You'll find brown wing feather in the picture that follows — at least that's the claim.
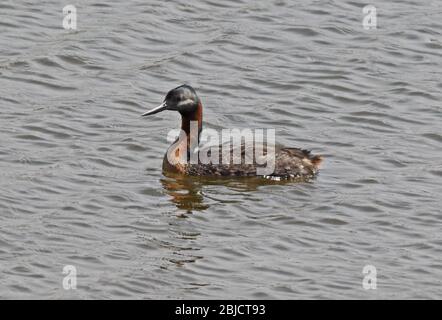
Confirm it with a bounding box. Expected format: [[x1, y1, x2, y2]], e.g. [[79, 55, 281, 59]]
[[185, 143, 322, 179]]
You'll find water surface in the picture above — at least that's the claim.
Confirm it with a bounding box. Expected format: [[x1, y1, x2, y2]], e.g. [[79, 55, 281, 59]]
[[0, 0, 441, 299]]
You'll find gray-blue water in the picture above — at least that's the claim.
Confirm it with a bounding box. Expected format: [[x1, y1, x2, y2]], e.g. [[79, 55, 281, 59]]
[[0, 0, 441, 299]]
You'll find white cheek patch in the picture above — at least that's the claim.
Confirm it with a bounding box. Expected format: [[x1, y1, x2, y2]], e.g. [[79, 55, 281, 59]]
[[177, 99, 193, 107]]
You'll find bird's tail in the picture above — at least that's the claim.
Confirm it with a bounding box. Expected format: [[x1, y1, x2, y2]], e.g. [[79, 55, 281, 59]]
[[310, 155, 323, 168]]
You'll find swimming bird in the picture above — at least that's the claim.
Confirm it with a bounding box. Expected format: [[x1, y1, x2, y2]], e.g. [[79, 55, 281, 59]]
[[142, 85, 322, 180]]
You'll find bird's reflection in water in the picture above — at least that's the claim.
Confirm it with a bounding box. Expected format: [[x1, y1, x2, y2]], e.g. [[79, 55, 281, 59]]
[[160, 172, 301, 213], [159, 173, 310, 278], [160, 173, 210, 213]]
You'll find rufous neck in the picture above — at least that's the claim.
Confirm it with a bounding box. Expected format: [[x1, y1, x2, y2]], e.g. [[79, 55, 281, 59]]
[[180, 101, 203, 143]]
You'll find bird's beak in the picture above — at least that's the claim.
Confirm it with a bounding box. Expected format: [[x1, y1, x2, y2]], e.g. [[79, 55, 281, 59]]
[[141, 102, 167, 116]]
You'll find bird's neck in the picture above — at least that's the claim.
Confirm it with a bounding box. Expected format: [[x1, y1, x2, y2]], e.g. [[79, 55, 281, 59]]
[[180, 101, 203, 145]]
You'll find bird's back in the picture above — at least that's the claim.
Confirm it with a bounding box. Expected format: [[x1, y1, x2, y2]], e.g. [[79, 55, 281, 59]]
[[181, 142, 322, 179]]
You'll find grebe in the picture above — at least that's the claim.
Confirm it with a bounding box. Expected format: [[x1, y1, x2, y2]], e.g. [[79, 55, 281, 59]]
[[142, 85, 322, 180]]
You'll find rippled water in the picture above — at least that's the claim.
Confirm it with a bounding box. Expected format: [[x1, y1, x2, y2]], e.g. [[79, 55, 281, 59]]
[[1, 0, 441, 299]]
